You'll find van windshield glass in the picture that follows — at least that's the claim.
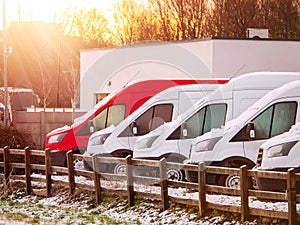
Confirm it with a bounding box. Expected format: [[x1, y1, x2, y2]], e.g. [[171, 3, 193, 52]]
[[71, 90, 119, 127], [252, 101, 297, 139], [184, 103, 227, 138], [75, 104, 125, 136], [94, 104, 126, 131]]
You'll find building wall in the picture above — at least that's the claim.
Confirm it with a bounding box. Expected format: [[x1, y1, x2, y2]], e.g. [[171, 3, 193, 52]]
[[12, 111, 85, 149], [213, 39, 300, 78], [80, 40, 213, 111], [80, 38, 300, 111]]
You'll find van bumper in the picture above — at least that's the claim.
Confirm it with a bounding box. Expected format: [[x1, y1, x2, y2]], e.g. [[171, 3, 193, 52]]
[[255, 176, 287, 192], [254, 167, 300, 192], [50, 150, 68, 167], [184, 161, 216, 184]]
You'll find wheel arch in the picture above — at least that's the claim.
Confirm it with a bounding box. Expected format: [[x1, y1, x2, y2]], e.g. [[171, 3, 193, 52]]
[[160, 153, 186, 163], [111, 149, 133, 158], [212, 156, 255, 169]]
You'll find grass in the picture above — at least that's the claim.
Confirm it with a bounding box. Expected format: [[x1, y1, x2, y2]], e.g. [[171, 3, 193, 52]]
[[0, 196, 140, 225]]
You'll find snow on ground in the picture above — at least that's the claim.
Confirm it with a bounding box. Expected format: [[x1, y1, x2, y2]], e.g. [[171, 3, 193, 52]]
[[0, 174, 293, 224]]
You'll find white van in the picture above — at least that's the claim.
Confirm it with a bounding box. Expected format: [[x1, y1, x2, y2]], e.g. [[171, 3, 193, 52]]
[[133, 72, 300, 181], [84, 83, 221, 172], [186, 80, 300, 187], [254, 122, 300, 192]]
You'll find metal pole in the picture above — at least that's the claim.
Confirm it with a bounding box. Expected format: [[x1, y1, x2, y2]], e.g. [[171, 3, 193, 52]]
[[2, 0, 9, 126]]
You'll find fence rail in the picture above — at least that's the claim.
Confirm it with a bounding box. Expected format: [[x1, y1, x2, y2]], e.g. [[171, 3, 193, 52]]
[[0, 147, 299, 224]]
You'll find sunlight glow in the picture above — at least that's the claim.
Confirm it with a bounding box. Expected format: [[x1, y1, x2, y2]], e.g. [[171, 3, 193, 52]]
[[1, 0, 118, 29]]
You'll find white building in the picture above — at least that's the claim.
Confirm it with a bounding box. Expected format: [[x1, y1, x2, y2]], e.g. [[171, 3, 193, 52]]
[[80, 37, 300, 111]]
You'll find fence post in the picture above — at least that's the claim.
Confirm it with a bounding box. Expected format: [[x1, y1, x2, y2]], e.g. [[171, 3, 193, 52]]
[[240, 165, 249, 222], [160, 158, 169, 210], [3, 146, 10, 190], [92, 155, 102, 204], [287, 168, 297, 225], [24, 147, 32, 195], [126, 155, 134, 207], [67, 150, 75, 194], [198, 163, 206, 217], [44, 148, 52, 197]]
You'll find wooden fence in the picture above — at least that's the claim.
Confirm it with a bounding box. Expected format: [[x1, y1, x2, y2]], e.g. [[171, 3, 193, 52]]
[[0, 147, 299, 225]]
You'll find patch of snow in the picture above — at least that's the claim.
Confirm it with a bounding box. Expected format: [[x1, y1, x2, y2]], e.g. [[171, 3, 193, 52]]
[[1, 174, 294, 224]]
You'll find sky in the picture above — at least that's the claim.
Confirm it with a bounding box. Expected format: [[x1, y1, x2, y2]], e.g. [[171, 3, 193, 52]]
[[0, 0, 118, 30]]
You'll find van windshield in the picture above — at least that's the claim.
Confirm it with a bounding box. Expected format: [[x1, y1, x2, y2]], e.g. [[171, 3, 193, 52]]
[[72, 89, 119, 127], [75, 104, 126, 136], [93, 104, 126, 131], [186, 103, 227, 138], [167, 103, 227, 140]]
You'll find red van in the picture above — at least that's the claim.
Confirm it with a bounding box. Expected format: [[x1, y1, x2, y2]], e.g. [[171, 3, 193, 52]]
[[45, 79, 227, 166]]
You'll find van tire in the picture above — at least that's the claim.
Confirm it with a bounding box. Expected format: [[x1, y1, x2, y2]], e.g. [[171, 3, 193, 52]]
[[217, 174, 241, 188], [114, 163, 127, 175], [167, 168, 184, 181], [216, 158, 254, 188], [111, 150, 132, 175], [163, 154, 186, 182]]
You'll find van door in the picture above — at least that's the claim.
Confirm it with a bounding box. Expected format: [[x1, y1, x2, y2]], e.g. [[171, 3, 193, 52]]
[[118, 103, 174, 149], [242, 100, 298, 162], [168, 101, 230, 159]]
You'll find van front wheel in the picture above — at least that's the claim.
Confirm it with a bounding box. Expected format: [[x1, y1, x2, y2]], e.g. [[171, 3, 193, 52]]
[[217, 174, 241, 188], [216, 159, 254, 188], [166, 168, 184, 181], [114, 163, 127, 176]]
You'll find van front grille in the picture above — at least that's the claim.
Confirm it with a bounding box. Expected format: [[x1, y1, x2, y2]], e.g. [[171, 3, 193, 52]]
[[256, 147, 264, 167]]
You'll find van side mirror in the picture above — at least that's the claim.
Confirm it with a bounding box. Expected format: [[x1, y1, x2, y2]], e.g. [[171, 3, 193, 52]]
[[181, 122, 188, 137], [131, 121, 138, 135], [246, 122, 255, 139], [88, 120, 95, 134]]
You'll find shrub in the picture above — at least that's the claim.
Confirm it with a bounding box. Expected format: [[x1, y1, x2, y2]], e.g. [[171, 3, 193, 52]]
[[0, 126, 35, 149]]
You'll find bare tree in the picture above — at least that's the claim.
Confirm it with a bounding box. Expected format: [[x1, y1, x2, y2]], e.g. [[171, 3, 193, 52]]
[[149, 0, 210, 40], [60, 7, 110, 47], [110, 0, 144, 45], [170, 0, 209, 39], [33, 60, 54, 109], [148, 0, 176, 40], [208, 0, 260, 37], [62, 59, 80, 114], [260, 0, 300, 38]]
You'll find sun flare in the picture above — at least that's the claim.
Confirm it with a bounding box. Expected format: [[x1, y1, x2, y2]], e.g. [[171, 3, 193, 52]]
[[2, 0, 116, 28]]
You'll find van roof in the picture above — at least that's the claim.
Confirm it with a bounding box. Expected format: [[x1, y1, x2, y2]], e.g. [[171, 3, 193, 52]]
[[152, 83, 221, 97], [228, 72, 300, 91], [228, 80, 300, 128]]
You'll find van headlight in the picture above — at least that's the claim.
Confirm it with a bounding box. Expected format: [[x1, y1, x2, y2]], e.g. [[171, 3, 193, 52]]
[[267, 141, 297, 158], [48, 133, 67, 144], [193, 137, 222, 152], [136, 136, 159, 149], [89, 133, 111, 146]]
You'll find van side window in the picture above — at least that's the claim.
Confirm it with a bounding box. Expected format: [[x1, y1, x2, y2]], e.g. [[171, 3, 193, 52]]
[[167, 103, 227, 140], [270, 102, 297, 137], [184, 106, 205, 138], [119, 104, 173, 137], [203, 104, 227, 134], [76, 104, 126, 136], [106, 105, 126, 128], [231, 101, 297, 142]]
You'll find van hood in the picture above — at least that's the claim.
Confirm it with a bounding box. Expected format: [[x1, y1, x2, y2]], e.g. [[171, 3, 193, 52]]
[[89, 125, 116, 139], [260, 122, 300, 150], [191, 127, 225, 145], [136, 121, 177, 144], [47, 125, 71, 136]]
